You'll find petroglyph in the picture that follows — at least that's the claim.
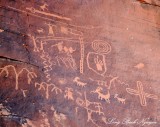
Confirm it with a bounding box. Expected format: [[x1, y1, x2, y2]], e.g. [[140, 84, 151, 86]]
[[37, 28, 44, 33], [114, 94, 126, 104], [79, 37, 84, 74], [91, 87, 110, 103], [52, 42, 76, 54], [0, 65, 37, 90], [76, 92, 104, 127], [89, 76, 118, 89], [45, 23, 55, 35], [60, 26, 83, 36], [35, 82, 62, 99], [64, 87, 74, 101], [107, 76, 118, 90], [92, 40, 111, 54], [87, 53, 107, 76], [40, 52, 53, 82], [126, 81, 158, 106], [94, 56, 104, 71], [63, 46, 76, 54], [73, 77, 87, 87], [26, 7, 71, 21], [87, 40, 111, 76], [28, 35, 39, 52], [55, 55, 77, 70], [40, 3, 48, 11]]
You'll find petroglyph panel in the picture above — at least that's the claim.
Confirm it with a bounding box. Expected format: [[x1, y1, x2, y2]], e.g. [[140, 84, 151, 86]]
[[0, 0, 160, 127]]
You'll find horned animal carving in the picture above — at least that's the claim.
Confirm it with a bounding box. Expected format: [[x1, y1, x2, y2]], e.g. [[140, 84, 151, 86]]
[[91, 87, 110, 103]]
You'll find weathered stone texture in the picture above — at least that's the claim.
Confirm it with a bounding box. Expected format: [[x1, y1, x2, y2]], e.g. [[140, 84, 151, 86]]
[[0, 0, 160, 127]]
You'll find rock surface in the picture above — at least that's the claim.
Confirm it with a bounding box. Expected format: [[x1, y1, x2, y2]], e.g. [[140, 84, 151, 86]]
[[0, 0, 160, 127]]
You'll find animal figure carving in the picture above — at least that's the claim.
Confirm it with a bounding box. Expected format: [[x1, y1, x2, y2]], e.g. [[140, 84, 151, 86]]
[[62, 46, 76, 54], [37, 28, 44, 33], [40, 3, 48, 11], [73, 77, 87, 87], [91, 87, 110, 103], [114, 94, 126, 104]]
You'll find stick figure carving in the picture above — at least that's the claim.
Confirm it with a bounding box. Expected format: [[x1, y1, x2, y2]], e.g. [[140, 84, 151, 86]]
[[45, 23, 55, 35], [64, 87, 74, 100]]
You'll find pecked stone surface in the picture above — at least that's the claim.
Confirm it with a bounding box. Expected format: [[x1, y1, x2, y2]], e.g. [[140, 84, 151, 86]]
[[0, 0, 160, 127]]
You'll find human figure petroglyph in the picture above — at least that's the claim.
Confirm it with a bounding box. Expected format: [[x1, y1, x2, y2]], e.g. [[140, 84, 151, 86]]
[[76, 92, 104, 127], [73, 77, 87, 87], [114, 94, 126, 104], [0, 65, 37, 90], [126, 81, 158, 106], [64, 87, 74, 101], [91, 87, 110, 103], [45, 23, 55, 35]]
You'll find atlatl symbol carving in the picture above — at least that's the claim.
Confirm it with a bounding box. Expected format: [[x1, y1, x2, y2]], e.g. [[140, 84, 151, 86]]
[[126, 81, 158, 106]]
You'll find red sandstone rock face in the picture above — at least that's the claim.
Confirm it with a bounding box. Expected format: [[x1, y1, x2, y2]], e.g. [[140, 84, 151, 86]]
[[0, 0, 160, 127]]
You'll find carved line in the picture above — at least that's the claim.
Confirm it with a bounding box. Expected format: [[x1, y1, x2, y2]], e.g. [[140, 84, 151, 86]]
[[87, 52, 107, 76], [26, 7, 72, 21], [79, 37, 84, 74], [92, 40, 111, 54], [126, 81, 158, 106], [0, 65, 37, 90]]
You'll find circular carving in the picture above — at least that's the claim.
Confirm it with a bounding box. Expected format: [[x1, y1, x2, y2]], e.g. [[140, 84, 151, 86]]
[[92, 40, 111, 54]]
